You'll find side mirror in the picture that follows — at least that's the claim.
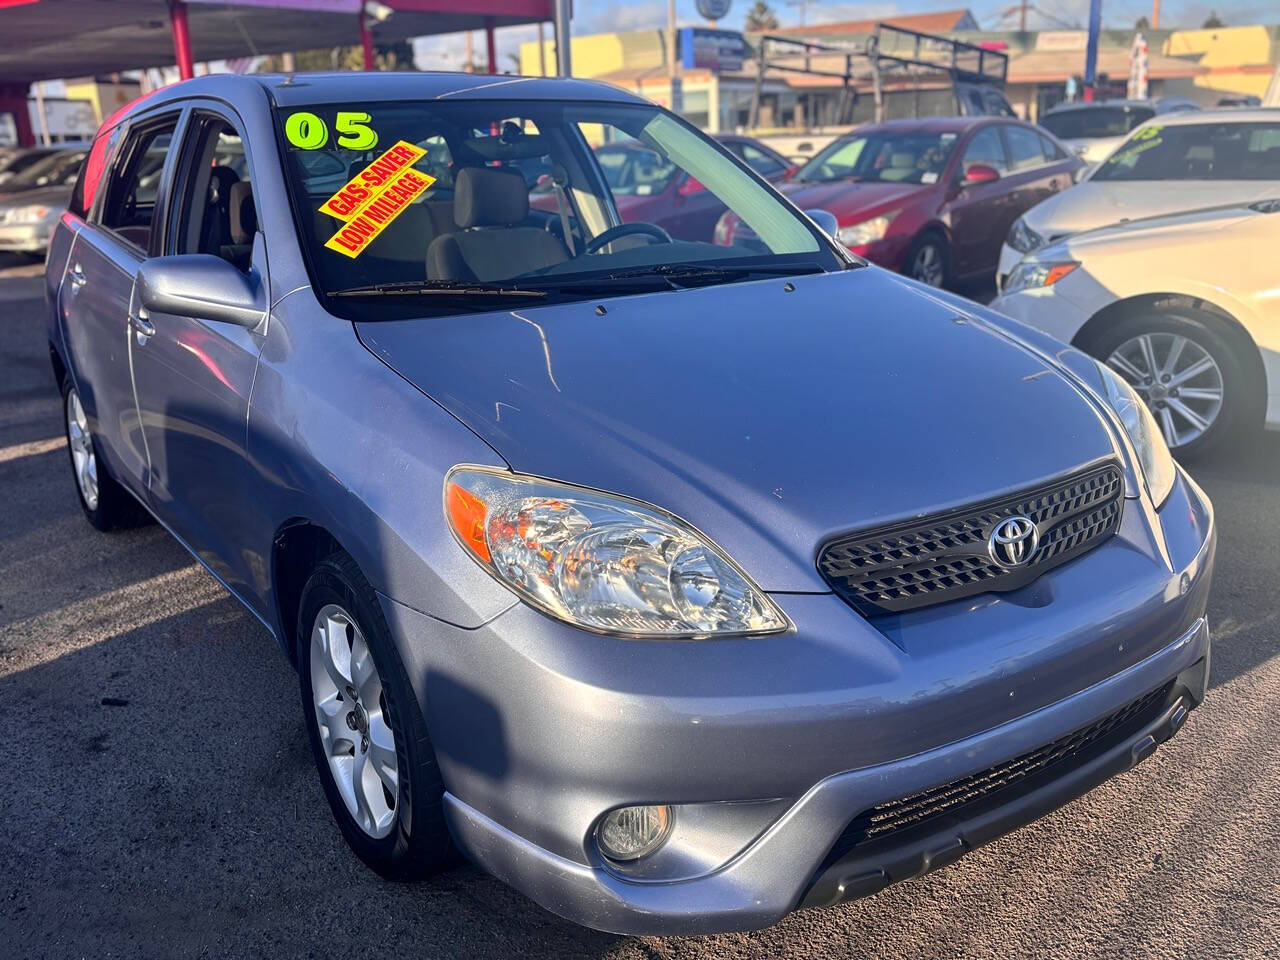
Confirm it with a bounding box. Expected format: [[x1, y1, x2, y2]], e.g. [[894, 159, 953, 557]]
[[137, 254, 265, 328], [963, 163, 1001, 185], [804, 208, 840, 238], [781, 164, 800, 181], [677, 176, 706, 196], [1074, 164, 1092, 183]]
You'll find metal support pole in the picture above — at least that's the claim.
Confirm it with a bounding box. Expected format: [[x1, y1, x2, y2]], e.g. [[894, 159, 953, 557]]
[[360, 3, 376, 70], [553, 0, 572, 77], [485, 18, 497, 74], [170, 0, 194, 81], [1083, 0, 1102, 102], [537, 21, 546, 76], [1152, 0, 1161, 29]]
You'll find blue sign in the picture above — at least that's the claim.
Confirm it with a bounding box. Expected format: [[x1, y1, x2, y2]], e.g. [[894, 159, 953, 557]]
[[680, 27, 748, 72]]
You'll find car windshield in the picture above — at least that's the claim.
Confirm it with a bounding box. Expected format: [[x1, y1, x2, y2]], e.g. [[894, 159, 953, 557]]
[[794, 131, 957, 185], [1040, 106, 1154, 140], [273, 99, 842, 317], [1091, 121, 1280, 181], [4, 149, 85, 189]]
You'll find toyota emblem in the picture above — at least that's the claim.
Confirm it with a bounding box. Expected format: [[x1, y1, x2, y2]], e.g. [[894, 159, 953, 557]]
[[988, 516, 1039, 568]]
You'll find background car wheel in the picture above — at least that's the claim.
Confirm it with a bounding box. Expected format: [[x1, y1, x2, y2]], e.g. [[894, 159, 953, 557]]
[[1088, 309, 1253, 458], [298, 552, 455, 879], [905, 232, 949, 288], [61, 378, 150, 531]]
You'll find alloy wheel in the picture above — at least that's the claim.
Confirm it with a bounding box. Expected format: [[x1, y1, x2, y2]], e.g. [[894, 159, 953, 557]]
[[310, 604, 400, 839], [65, 388, 99, 511], [910, 242, 944, 287], [1106, 332, 1224, 449]]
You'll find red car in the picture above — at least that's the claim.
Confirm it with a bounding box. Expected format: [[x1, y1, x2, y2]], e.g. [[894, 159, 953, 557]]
[[716, 117, 1081, 288], [531, 134, 794, 243]]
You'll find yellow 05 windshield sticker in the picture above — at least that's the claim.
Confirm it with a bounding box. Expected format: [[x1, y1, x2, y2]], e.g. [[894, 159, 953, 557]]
[[319, 140, 436, 259]]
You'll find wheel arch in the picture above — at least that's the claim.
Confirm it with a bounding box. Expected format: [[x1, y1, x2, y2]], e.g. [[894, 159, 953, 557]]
[[271, 518, 354, 667], [1072, 292, 1268, 429]]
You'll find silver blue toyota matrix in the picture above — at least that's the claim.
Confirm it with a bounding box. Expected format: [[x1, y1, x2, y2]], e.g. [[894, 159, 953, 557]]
[[44, 73, 1214, 935]]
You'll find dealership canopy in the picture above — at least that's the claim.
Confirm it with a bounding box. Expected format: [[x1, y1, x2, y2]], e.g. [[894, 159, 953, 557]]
[[0, 0, 555, 84]]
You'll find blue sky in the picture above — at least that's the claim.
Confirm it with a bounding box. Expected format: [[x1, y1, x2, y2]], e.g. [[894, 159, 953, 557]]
[[414, 0, 1277, 70]]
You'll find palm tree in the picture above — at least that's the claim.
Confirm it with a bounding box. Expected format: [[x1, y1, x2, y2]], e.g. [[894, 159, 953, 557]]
[[745, 1, 780, 33]]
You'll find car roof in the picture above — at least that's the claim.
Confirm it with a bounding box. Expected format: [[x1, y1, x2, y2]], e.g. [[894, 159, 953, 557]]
[[1045, 99, 1156, 115], [128, 71, 649, 116], [1144, 107, 1280, 126], [846, 115, 992, 135]]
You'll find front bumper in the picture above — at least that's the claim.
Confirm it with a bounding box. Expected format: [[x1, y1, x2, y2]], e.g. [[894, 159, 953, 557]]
[[0, 222, 52, 253], [381, 470, 1215, 935]]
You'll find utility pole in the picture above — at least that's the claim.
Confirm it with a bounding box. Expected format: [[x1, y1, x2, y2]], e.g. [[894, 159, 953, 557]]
[[554, 0, 572, 77], [666, 0, 682, 113], [1152, 0, 1160, 29], [1020, 0, 1027, 31], [1083, 0, 1102, 102]]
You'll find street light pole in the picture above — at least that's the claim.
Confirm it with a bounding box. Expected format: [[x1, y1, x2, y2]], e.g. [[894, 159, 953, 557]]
[[666, 0, 681, 113], [554, 0, 572, 77]]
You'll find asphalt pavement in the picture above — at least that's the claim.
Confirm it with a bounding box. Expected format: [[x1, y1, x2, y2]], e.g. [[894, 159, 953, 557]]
[[1, 257, 1277, 959]]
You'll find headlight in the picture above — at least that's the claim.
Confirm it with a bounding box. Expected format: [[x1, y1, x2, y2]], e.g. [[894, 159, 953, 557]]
[[1002, 259, 1079, 296], [7, 204, 54, 225], [1007, 217, 1045, 254], [444, 467, 790, 638], [1095, 362, 1177, 507], [836, 213, 894, 247]]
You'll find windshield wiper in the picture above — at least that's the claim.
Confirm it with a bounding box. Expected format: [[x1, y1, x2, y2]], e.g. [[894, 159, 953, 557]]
[[327, 280, 548, 300], [537, 262, 828, 292]]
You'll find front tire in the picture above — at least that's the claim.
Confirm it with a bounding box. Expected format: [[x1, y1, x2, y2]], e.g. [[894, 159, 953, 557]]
[[905, 232, 949, 288], [298, 553, 455, 879], [1089, 309, 1250, 458]]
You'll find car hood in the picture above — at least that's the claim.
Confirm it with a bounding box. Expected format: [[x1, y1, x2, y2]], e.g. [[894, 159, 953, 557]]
[[1023, 179, 1280, 242], [778, 179, 929, 222], [356, 268, 1118, 591]]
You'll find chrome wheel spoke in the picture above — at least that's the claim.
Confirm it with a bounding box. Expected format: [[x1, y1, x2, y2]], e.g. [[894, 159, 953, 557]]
[[366, 714, 399, 794], [1160, 335, 1187, 379], [1107, 353, 1146, 385], [1136, 335, 1159, 380], [65, 389, 99, 510], [1168, 355, 1215, 388], [1158, 405, 1179, 448], [1177, 387, 1223, 402], [1168, 398, 1210, 433]]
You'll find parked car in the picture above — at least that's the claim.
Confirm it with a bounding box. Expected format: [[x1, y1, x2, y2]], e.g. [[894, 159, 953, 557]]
[[0, 146, 62, 185], [0, 146, 85, 199], [0, 147, 86, 254], [1039, 98, 1200, 166], [717, 116, 1081, 287], [999, 109, 1280, 283], [530, 133, 793, 243], [992, 199, 1278, 456], [47, 73, 1213, 936]]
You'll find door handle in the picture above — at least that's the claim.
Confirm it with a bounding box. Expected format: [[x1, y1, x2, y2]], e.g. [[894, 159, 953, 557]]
[[130, 308, 156, 339], [68, 263, 87, 287]]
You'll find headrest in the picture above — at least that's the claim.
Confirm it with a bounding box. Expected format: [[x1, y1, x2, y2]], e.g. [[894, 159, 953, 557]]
[[208, 165, 238, 200], [229, 181, 256, 245], [888, 152, 915, 167], [454, 166, 528, 228]]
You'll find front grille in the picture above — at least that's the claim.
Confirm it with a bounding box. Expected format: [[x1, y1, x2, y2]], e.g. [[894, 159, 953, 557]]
[[818, 462, 1124, 615], [819, 681, 1173, 869]]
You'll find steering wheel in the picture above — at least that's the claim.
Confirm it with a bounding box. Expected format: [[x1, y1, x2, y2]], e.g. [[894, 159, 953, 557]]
[[583, 222, 673, 255]]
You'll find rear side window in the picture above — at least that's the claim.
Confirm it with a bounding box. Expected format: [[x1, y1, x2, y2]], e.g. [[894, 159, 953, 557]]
[[98, 116, 180, 250], [961, 127, 1008, 174], [1004, 124, 1047, 170], [738, 142, 786, 177], [69, 126, 122, 219]]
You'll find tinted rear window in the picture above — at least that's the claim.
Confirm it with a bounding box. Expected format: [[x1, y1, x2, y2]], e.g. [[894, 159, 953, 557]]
[[1041, 106, 1154, 140]]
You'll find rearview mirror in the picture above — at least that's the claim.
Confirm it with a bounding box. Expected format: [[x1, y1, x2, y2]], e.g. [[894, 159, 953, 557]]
[[804, 208, 840, 238], [137, 254, 265, 328], [963, 163, 1001, 185]]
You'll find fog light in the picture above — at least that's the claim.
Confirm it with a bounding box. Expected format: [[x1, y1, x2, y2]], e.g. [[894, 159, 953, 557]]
[[596, 805, 672, 862]]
